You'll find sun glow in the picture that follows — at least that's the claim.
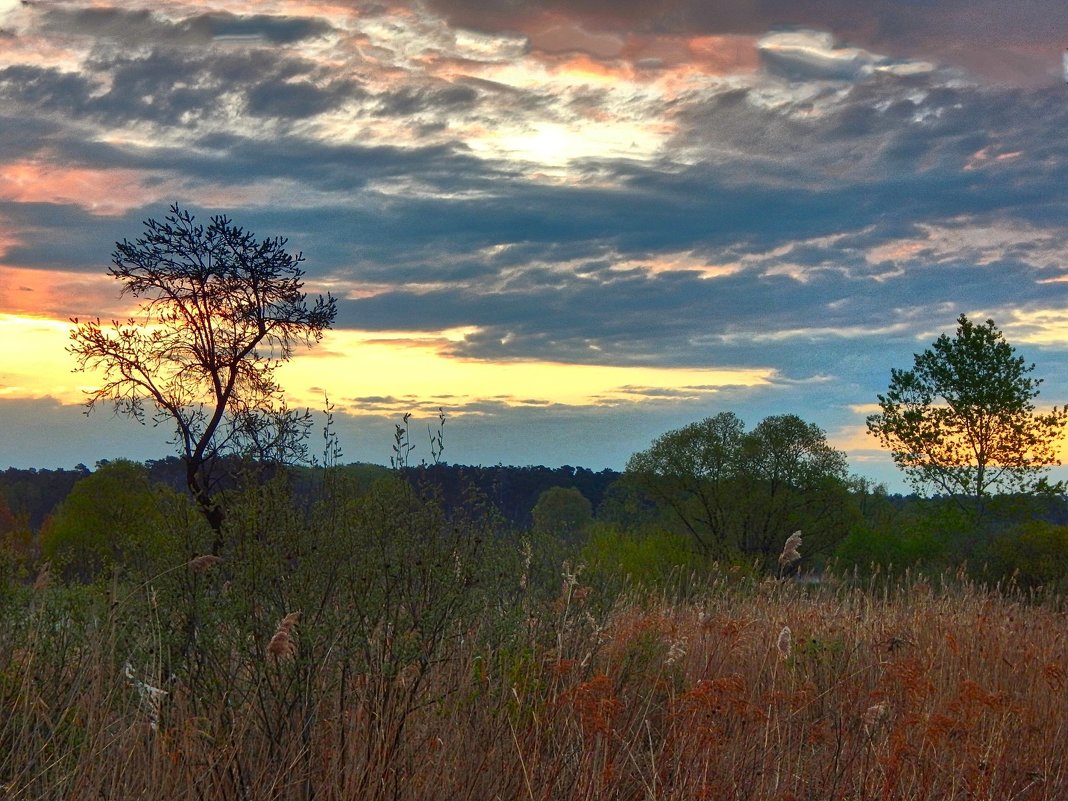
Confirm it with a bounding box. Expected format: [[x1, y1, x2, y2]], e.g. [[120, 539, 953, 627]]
[[471, 119, 666, 168], [278, 328, 775, 416], [0, 314, 85, 403], [0, 313, 776, 417]]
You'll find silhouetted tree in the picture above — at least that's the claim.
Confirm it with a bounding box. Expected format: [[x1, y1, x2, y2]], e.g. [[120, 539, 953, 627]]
[[867, 315, 1067, 517], [69, 204, 336, 549]]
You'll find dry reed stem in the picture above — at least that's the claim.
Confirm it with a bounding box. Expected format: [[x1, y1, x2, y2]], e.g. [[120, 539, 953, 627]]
[[5, 573, 1068, 800], [32, 560, 51, 591]]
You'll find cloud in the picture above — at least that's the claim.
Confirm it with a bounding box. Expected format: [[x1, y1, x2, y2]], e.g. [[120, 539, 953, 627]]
[[424, 0, 1068, 85], [39, 8, 335, 46], [246, 77, 365, 119], [757, 29, 932, 82]]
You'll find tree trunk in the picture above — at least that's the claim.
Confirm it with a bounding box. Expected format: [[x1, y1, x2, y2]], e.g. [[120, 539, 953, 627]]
[[185, 457, 225, 552]]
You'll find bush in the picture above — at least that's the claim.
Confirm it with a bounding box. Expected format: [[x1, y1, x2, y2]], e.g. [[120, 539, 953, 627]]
[[40, 460, 176, 581], [985, 520, 1068, 591], [581, 522, 703, 591], [833, 523, 947, 575]]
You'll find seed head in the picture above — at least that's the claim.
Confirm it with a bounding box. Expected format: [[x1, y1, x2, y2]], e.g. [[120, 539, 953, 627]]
[[267, 611, 301, 660], [777, 625, 792, 659], [863, 702, 889, 734], [779, 531, 802, 567], [188, 554, 223, 573]]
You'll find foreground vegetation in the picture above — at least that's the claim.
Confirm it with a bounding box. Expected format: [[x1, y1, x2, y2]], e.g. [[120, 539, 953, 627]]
[[2, 471, 1067, 801]]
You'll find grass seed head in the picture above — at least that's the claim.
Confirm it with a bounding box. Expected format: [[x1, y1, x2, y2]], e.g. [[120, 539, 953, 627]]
[[779, 531, 802, 567], [268, 611, 301, 660], [863, 702, 889, 734], [777, 625, 792, 659], [189, 554, 223, 573]]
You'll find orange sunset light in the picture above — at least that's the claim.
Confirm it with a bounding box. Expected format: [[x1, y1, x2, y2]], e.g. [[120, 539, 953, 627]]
[[0, 162, 154, 215]]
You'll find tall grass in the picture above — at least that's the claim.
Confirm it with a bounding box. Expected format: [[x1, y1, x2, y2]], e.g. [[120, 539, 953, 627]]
[[2, 476, 1067, 800]]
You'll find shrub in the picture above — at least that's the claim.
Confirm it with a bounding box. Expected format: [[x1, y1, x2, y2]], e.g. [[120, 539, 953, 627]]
[[40, 460, 175, 581], [985, 520, 1068, 591], [581, 522, 703, 591]]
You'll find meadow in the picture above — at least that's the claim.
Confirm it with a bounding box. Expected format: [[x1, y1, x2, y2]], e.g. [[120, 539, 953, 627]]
[[2, 472, 1067, 801]]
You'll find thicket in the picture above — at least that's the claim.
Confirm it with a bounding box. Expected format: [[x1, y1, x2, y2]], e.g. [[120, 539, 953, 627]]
[[3, 456, 1068, 800]]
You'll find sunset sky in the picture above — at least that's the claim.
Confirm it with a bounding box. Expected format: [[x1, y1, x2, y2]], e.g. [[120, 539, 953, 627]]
[[2, 0, 1068, 491]]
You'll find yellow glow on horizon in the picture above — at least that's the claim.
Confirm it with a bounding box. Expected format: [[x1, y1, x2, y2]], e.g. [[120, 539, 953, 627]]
[[0, 315, 776, 415], [0, 314, 86, 403], [277, 327, 777, 415]]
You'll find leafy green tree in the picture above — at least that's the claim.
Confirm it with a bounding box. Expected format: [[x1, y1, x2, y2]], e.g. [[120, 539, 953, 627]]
[[69, 205, 337, 548], [41, 460, 170, 580], [737, 414, 853, 560], [625, 412, 853, 564], [531, 486, 593, 543], [867, 315, 1068, 513], [624, 412, 745, 555], [987, 520, 1068, 591]]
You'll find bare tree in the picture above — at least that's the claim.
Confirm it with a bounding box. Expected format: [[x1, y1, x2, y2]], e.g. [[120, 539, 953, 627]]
[[70, 204, 337, 548]]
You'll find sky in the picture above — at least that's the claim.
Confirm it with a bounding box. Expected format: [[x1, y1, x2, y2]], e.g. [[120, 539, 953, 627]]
[[1, 0, 1068, 492]]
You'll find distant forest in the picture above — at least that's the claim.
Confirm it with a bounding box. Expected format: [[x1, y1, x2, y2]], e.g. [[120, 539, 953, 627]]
[[0, 459, 623, 532]]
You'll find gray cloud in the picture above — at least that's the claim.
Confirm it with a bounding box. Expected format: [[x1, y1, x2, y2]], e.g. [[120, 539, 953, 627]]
[[425, 0, 1068, 84], [40, 8, 335, 46], [373, 83, 480, 117]]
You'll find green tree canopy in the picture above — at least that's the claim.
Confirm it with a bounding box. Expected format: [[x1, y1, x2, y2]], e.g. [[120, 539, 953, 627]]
[[41, 460, 169, 580], [866, 315, 1068, 511], [531, 486, 593, 542], [625, 412, 853, 565]]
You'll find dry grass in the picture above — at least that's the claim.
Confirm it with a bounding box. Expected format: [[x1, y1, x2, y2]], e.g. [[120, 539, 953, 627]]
[[2, 571, 1066, 800]]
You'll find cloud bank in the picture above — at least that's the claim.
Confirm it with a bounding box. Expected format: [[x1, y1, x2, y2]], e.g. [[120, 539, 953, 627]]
[[1, 1, 1067, 489]]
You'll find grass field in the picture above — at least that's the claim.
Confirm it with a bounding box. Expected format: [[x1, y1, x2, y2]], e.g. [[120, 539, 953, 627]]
[[3, 560, 1066, 801]]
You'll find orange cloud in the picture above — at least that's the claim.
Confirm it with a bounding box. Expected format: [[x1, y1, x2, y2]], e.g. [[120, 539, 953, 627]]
[[0, 267, 127, 319], [547, 53, 633, 83], [0, 162, 156, 216], [686, 34, 759, 74], [527, 17, 624, 58]]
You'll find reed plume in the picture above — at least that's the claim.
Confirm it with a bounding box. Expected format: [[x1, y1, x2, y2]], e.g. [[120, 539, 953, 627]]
[[863, 702, 888, 735], [267, 611, 301, 660], [777, 625, 792, 659], [188, 554, 223, 573], [778, 530, 802, 567]]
